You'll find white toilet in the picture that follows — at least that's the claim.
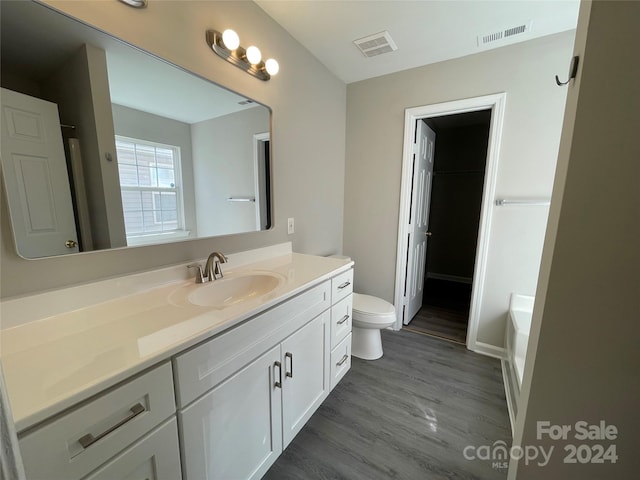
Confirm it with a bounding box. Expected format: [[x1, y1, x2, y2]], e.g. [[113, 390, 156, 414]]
[[351, 293, 396, 360], [329, 255, 396, 360]]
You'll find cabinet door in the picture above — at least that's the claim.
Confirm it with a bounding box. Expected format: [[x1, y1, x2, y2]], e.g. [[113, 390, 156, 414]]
[[281, 311, 330, 447], [179, 345, 282, 480], [82, 418, 181, 480]]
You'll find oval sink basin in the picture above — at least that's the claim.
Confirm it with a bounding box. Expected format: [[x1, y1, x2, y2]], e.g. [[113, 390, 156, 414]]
[[188, 273, 284, 308]]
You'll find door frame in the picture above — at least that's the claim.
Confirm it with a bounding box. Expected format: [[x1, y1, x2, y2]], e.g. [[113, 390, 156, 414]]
[[393, 93, 507, 352], [253, 132, 270, 230]]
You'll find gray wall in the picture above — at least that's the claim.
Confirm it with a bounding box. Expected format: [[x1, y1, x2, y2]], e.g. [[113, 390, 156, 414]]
[[191, 107, 269, 237], [513, 1, 640, 477], [111, 103, 197, 236], [44, 44, 126, 250], [344, 31, 574, 348], [0, 0, 346, 298]]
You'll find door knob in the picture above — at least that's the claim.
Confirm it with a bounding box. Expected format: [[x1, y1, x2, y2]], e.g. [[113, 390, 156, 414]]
[[65, 240, 78, 248], [425, 232, 432, 237]]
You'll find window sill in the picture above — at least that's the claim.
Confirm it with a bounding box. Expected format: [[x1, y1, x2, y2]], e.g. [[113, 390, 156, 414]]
[[126, 230, 192, 246]]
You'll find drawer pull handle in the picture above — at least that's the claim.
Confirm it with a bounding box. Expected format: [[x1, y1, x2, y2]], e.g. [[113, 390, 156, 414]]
[[285, 352, 293, 378], [274, 361, 282, 388], [337, 314, 350, 325], [337, 354, 349, 367], [337, 281, 351, 290], [78, 403, 145, 449]]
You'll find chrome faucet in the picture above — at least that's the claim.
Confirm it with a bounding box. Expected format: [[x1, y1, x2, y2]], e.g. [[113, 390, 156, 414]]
[[205, 251, 228, 281], [187, 252, 228, 283]]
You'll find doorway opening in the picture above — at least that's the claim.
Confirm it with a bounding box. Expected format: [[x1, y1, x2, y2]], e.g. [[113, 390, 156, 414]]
[[393, 93, 506, 353], [253, 133, 272, 230], [404, 110, 491, 344]]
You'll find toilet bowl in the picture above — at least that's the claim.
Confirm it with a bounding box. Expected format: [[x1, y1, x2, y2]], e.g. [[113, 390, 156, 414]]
[[352, 293, 396, 360]]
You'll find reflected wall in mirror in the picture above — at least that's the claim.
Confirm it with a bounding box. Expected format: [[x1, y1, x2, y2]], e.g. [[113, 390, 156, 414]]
[[0, 0, 272, 259]]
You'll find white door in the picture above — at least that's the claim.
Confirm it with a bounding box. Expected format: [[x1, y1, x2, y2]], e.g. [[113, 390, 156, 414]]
[[281, 311, 330, 447], [179, 345, 283, 480], [0, 88, 79, 257], [404, 120, 436, 324]]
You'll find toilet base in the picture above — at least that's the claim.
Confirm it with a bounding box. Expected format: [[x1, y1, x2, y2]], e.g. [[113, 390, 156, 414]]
[[351, 326, 383, 360]]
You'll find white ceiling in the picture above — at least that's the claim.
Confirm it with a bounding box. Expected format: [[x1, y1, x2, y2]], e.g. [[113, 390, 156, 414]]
[[255, 0, 580, 84]]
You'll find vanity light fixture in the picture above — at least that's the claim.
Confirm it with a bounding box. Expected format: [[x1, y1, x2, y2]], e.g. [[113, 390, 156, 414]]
[[206, 29, 279, 81]]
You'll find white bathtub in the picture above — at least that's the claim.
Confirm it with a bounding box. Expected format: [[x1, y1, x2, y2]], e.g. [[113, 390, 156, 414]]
[[502, 293, 534, 433]]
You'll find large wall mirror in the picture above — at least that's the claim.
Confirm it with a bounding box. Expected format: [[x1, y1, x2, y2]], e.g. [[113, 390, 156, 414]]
[[0, 0, 272, 259]]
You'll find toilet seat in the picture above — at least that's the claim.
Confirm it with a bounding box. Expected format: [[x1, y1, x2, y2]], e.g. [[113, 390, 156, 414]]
[[352, 293, 396, 325]]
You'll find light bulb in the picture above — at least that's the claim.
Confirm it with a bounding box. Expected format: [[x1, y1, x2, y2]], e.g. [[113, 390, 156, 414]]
[[221, 29, 240, 50], [245, 46, 262, 65], [265, 58, 279, 76]]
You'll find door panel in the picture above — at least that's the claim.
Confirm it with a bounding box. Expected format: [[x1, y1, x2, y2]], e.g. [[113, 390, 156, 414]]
[[0, 87, 78, 257], [405, 120, 436, 324]]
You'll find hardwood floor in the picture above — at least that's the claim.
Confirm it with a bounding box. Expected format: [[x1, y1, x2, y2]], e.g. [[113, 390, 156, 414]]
[[404, 279, 472, 344], [265, 330, 511, 480], [404, 304, 468, 344]]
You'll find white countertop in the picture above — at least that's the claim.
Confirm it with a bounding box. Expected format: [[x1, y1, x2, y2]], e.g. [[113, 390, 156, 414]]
[[0, 251, 352, 432]]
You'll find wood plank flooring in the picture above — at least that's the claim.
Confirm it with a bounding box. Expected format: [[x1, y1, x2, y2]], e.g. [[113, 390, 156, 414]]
[[404, 305, 468, 344], [265, 330, 511, 480]]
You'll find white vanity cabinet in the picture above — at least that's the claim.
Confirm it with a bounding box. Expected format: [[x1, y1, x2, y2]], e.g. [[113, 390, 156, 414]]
[[18, 362, 178, 480], [179, 312, 330, 480], [329, 269, 354, 390], [175, 272, 351, 480], [82, 418, 182, 480], [280, 310, 330, 447], [179, 345, 283, 480], [6, 253, 354, 480]]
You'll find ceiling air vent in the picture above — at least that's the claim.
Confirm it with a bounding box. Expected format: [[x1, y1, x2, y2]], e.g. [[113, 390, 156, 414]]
[[477, 21, 532, 47], [353, 31, 398, 58]]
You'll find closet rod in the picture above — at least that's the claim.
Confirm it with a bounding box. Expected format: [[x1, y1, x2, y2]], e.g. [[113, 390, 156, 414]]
[[495, 199, 550, 206]]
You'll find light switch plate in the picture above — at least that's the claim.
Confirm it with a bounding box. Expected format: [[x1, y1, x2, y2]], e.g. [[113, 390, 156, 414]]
[[287, 217, 294, 235]]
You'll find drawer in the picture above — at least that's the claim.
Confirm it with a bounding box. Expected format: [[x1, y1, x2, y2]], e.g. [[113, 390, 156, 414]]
[[174, 281, 331, 407], [330, 294, 352, 349], [330, 333, 352, 391], [82, 418, 181, 480], [331, 269, 353, 304], [20, 362, 175, 480]]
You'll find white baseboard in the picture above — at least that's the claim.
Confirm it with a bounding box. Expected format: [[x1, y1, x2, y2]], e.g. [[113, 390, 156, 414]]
[[502, 360, 517, 437], [469, 340, 507, 359]]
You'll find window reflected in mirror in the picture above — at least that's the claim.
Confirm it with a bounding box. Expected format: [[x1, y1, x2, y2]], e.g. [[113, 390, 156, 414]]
[[0, 0, 273, 259]]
